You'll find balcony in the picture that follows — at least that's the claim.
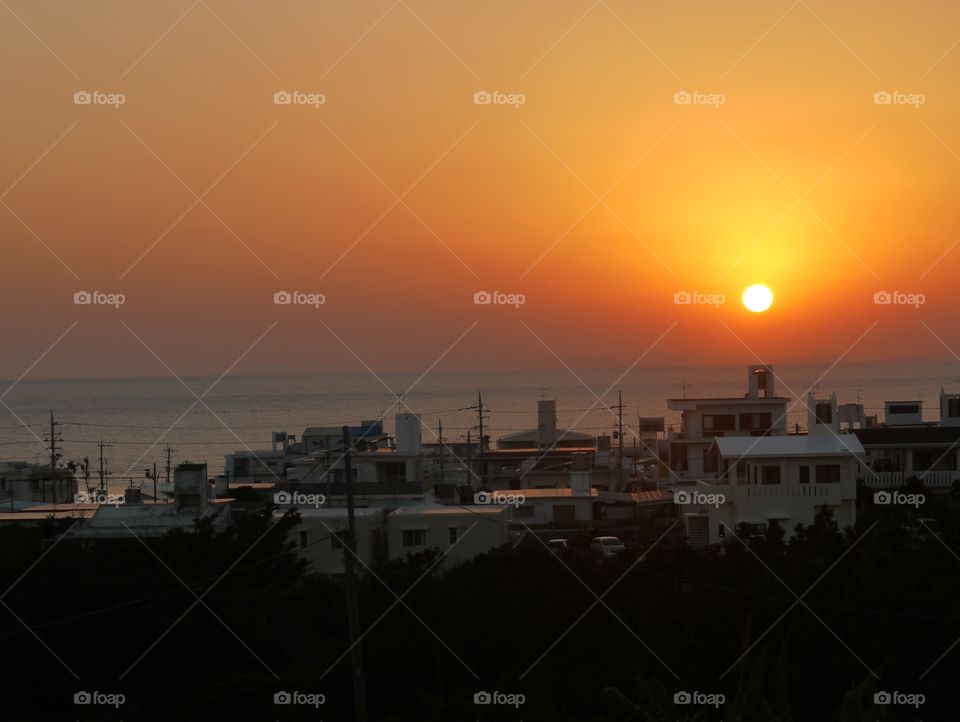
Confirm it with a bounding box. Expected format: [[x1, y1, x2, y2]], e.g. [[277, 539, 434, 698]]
[[864, 470, 959, 489]]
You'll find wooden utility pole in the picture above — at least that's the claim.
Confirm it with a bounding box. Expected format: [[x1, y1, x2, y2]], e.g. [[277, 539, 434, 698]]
[[615, 391, 625, 490], [341, 426, 368, 722], [438, 418, 446, 485], [476, 392, 486, 488]]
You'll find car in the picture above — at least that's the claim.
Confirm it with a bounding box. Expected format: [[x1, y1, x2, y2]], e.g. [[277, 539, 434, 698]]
[[546, 539, 570, 554], [590, 536, 625, 557]]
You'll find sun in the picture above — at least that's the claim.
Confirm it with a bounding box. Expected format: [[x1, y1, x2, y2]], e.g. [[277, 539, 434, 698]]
[[742, 284, 774, 313]]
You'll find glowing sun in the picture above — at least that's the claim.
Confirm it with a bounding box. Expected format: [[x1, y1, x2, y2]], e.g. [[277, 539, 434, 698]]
[[742, 284, 774, 313]]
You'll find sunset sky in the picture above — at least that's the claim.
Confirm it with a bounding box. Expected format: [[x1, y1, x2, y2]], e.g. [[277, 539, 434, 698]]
[[2, 1, 960, 380]]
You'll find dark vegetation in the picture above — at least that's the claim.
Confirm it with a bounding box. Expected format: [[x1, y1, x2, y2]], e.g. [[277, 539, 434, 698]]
[[2, 480, 960, 721]]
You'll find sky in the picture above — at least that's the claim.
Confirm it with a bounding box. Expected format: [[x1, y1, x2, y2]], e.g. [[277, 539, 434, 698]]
[[2, 1, 960, 380]]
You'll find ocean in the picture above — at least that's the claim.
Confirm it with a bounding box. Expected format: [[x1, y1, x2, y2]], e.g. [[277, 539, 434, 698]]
[[1, 361, 957, 492]]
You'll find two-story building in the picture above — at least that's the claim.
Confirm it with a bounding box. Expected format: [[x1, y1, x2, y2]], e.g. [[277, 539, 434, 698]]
[[854, 390, 960, 490], [677, 390, 863, 546], [665, 365, 789, 479]]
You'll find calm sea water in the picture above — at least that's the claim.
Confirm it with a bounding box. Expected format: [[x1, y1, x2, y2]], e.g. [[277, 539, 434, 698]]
[[1, 362, 958, 491]]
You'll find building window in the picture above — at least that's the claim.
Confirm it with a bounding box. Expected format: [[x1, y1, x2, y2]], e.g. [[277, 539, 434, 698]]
[[815, 402, 833, 424], [553, 505, 576, 523], [402, 529, 427, 547], [815, 464, 841, 483], [890, 404, 919, 415], [299, 531, 308, 549], [703, 414, 736, 432], [448, 527, 458, 545], [948, 397, 960, 417], [799, 465, 810, 484], [739, 412, 773, 432], [761, 466, 781, 484]]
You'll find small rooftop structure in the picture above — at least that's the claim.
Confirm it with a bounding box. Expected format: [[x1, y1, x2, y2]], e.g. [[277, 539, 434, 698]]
[[497, 400, 595, 450]]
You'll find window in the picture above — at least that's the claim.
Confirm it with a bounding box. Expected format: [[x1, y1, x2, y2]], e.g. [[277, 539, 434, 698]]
[[448, 527, 458, 545], [513, 505, 534, 517], [949, 397, 960, 418], [739, 412, 773, 431], [890, 404, 919, 415], [799, 465, 810, 484], [815, 464, 841, 483], [402, 529, 427, 547], [553, 505, 576, 523], [815, 402, 833, 424], [703, 448, 718, 474], [298, 531, 308, 549], [703, 414, 736, 432], [761, 466, 781, 484]]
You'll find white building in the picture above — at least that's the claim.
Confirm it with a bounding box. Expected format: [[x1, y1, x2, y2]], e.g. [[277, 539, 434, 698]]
[[854, 389, 960, 489], [678, 394, 863, 546], [665, 365, 789, 479], [283, 507, 386, 575], [0, 461, 76, 508], [386, 505, 510, 565]]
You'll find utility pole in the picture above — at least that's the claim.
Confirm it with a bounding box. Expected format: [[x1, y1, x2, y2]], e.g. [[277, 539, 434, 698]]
[[164, 444, 175, 486], [476, 392, 486, 489], [98, 440, 106, 492], [437, 418, 446, 485], [44, 410, 61, 503], [615, 391, 625, 490], [341, 426, 368, 722]]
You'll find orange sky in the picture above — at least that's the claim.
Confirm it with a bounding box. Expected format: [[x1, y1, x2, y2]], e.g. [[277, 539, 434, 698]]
[[2, 1, 960, 380]]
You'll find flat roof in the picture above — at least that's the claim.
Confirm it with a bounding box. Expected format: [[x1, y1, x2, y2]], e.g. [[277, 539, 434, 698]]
[[668, 397, 789, 407], [272, 507, 383, 517], [391, 505, 510, 516], [714, 434, 864, 458], [509, 488, 597, 499], [854, 427, 960, 445], [0, 510, 96, 521]]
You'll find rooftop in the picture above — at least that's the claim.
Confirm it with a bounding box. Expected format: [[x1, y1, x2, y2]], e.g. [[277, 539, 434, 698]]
[[390, 504, 511, 516], [714, 434, 864, 458]]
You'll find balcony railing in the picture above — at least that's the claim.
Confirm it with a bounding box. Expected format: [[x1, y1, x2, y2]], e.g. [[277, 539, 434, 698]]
[[864, 470, 959, 489]]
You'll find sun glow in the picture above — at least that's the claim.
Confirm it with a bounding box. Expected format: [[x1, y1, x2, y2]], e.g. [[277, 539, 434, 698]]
[[742, 284, 774, 313]]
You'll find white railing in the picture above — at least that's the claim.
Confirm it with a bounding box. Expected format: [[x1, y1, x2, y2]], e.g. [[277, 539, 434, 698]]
[[865, 470, 958, 489]]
